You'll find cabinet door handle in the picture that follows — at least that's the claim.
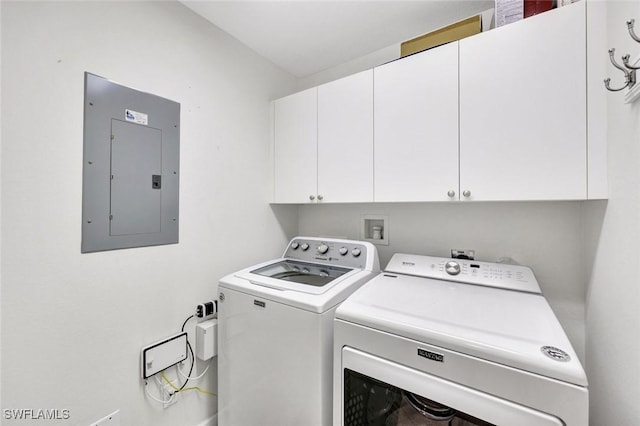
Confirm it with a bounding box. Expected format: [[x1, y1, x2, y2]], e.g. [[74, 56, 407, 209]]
[[317, 194, 324, 201], [462, 190, 471, 198], [447, 190, 456, 198], [309, 195, 316, 201]]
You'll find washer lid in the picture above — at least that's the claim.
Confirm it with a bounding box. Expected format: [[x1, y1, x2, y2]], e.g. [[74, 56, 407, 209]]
[[336, 272, 587, 387], [250, 259, 353, 288], [235, 258, 358, 295]]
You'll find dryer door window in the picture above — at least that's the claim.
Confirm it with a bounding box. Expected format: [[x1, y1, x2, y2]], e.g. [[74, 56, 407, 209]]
[[341, 347, 564, 426], [344, 368, 492, 426]]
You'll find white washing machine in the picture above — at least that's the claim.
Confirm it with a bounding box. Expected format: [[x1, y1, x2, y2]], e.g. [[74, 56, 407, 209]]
[[218, 236, 380, 426], [333, 254, 588, 426]]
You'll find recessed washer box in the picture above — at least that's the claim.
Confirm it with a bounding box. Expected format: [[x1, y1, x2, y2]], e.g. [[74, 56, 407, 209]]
[[82, 72, 180, 253]]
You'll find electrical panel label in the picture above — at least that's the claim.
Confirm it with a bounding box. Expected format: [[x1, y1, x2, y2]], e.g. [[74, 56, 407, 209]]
[[125, 108, 148, 125]]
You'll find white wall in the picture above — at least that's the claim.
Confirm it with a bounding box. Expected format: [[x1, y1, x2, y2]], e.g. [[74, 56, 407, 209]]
[[0, 0, 3, 412], [584, 1, 640, 424], [295, 44, 400, 90], [298, 201, 588, 361], [294, 8, 495, 91], [1, 2, 296, 425]]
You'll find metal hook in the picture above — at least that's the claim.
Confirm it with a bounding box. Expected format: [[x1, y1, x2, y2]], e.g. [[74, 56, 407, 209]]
[[623, 54, 640, 70], [627, 19, 640, 43], [622, 20, 640, 71], [604, 48, 636, 92], [609, 49, 632, 75], [604, 77, 631, 92]]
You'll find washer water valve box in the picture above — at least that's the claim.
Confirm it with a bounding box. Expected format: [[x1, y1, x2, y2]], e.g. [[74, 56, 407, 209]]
[[196, 319, 218, 361]]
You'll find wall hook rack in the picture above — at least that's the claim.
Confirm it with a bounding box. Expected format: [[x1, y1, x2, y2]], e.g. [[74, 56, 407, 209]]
[[604, 48, 636, 92], [605, 18, 640, 103]]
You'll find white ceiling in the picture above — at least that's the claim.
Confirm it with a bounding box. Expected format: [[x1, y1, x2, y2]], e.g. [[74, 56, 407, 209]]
[[180, 1, 494, 78]]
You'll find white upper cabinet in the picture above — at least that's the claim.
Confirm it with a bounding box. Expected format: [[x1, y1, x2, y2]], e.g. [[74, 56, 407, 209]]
[[318, 70, 374, 202], [273, 71, 374, 203], [271, 1, 606, 204], [273, 88, 317, 203], [374, 42, 460, 202], [459, 2, 587, 201]]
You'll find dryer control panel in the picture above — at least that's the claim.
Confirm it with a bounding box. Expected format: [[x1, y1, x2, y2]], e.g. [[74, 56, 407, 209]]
[[385, 254, 541, 294], [283, 237, 378, 271]]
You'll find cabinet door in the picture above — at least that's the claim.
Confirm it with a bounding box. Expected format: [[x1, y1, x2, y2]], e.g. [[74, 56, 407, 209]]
[[273, 88, 317, 203], [459, 2, 586, 201], [318, 70, 374, 203], [374, 42, 459, 202]]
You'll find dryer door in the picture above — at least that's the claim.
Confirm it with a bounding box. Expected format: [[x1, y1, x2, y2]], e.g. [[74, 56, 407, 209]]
[[341, 347, 563, 426]]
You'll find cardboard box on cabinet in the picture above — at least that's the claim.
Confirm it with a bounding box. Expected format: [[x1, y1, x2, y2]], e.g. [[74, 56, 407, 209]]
[[400, 15, 482, 57]]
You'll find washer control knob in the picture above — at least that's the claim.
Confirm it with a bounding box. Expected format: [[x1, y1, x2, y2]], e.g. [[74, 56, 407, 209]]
[[352, 248, 362, 257], [462, 190, 471, 198], [447, 190, 456, 198], [300, 243, 309, 251], [317, 244, 329, 254], [445, 261, 461, 275], [339, 247, 348, 256], [291, 242, 299, 250]]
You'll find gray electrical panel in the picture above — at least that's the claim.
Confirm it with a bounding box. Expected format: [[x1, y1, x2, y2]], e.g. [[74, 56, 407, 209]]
[[82, 73, 180, 253]]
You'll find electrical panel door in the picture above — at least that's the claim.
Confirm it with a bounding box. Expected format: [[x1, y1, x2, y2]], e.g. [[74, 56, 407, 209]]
[[109, 119, 162, 236], [82, 73, 180, 253]]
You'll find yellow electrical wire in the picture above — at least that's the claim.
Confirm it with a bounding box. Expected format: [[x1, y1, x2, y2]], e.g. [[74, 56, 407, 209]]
[[161, 371, 216, 396]]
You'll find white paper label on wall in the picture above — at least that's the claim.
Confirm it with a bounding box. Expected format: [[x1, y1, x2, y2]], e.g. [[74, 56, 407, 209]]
[[125, 109, 148, 125]]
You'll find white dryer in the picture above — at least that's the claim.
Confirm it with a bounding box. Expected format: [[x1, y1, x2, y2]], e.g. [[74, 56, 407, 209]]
[[333, 254, 588, 426], [218, 236, 380, 426]]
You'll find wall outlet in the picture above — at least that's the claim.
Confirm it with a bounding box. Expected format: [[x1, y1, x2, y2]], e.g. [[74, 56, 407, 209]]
[[196, 300, 217, 318], [91, 410, 120, 426], [161, 378, 179, 409]]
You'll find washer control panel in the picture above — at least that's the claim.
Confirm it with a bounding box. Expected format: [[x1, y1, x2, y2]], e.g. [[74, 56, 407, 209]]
[[385, 254, 541, 294], [283, 237, 371, 269]]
